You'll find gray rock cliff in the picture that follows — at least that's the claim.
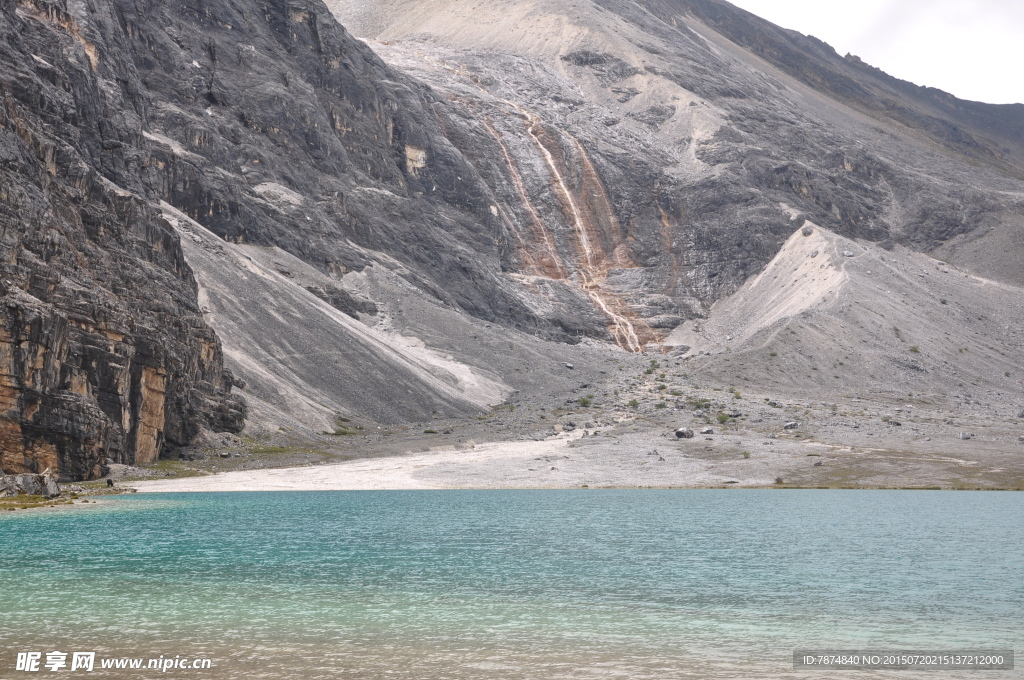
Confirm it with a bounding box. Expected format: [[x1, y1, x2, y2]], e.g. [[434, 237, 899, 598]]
[[1, 0, 245, 479]]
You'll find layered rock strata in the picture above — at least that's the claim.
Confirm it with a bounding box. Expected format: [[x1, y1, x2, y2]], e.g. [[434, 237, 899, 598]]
[[1, 0, 245, 479]]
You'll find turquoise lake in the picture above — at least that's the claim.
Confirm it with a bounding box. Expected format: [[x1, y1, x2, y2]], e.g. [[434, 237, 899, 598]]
[[1, 490, 1021, 678]]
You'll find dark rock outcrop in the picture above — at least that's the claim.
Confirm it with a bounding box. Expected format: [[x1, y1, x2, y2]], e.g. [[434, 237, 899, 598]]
[[302, 285, 378, 319], [116, 0, 551, 338], [1, 0, 245, 479]]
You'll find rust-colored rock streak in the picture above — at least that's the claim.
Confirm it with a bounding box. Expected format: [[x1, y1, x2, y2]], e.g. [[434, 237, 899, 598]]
[[413, 53, 650, 352], [132, 367, 167, 465], [525, 116, 646, 352], [567, 135, 633, 269], [481, 118, 567, 279]]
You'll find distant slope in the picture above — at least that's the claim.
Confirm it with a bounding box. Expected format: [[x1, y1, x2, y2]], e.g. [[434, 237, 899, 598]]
[[671, 222, 1024, 401], [637, 0, 1024, 175]]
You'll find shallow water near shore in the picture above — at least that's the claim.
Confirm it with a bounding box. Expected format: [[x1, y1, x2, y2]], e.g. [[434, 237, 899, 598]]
[[1, 490, 1021, 678]]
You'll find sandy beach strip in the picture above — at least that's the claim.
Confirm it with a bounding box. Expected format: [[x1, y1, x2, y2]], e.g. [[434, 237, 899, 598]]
[[132, 435, 584, 492], [130, 428, 809, 493]]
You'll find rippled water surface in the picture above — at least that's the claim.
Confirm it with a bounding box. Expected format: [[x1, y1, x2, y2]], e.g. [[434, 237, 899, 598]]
[[1, 490, 1021, 678]]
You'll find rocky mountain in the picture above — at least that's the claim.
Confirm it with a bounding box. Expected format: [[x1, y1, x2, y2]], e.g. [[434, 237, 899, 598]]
[[329, 0, 1024, 287], [1, 0, 1021, 478]]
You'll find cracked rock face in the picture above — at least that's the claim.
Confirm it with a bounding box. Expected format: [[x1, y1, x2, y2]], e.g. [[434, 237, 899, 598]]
[[1, 0, 245, 479]]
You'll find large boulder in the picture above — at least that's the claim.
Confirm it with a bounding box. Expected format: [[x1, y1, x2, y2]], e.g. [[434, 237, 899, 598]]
[[675, 427, 695, 439], [0, 472, 61, 499]]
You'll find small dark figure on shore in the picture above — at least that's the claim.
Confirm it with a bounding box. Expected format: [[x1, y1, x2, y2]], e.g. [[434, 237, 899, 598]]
[[107, 479, 114, 488]]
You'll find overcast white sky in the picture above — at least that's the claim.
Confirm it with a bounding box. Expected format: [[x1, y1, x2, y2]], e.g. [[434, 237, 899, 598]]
[[727, 0, 1024, 105]]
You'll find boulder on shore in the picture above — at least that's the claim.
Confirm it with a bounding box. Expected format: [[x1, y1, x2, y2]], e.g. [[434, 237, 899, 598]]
[[675, 427, 695, 439], [0, 472, 61, 499]]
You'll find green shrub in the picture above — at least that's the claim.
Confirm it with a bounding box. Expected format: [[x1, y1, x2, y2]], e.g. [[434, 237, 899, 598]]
[[251, 446, 291, 454], [628, 399, 640, 408]]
